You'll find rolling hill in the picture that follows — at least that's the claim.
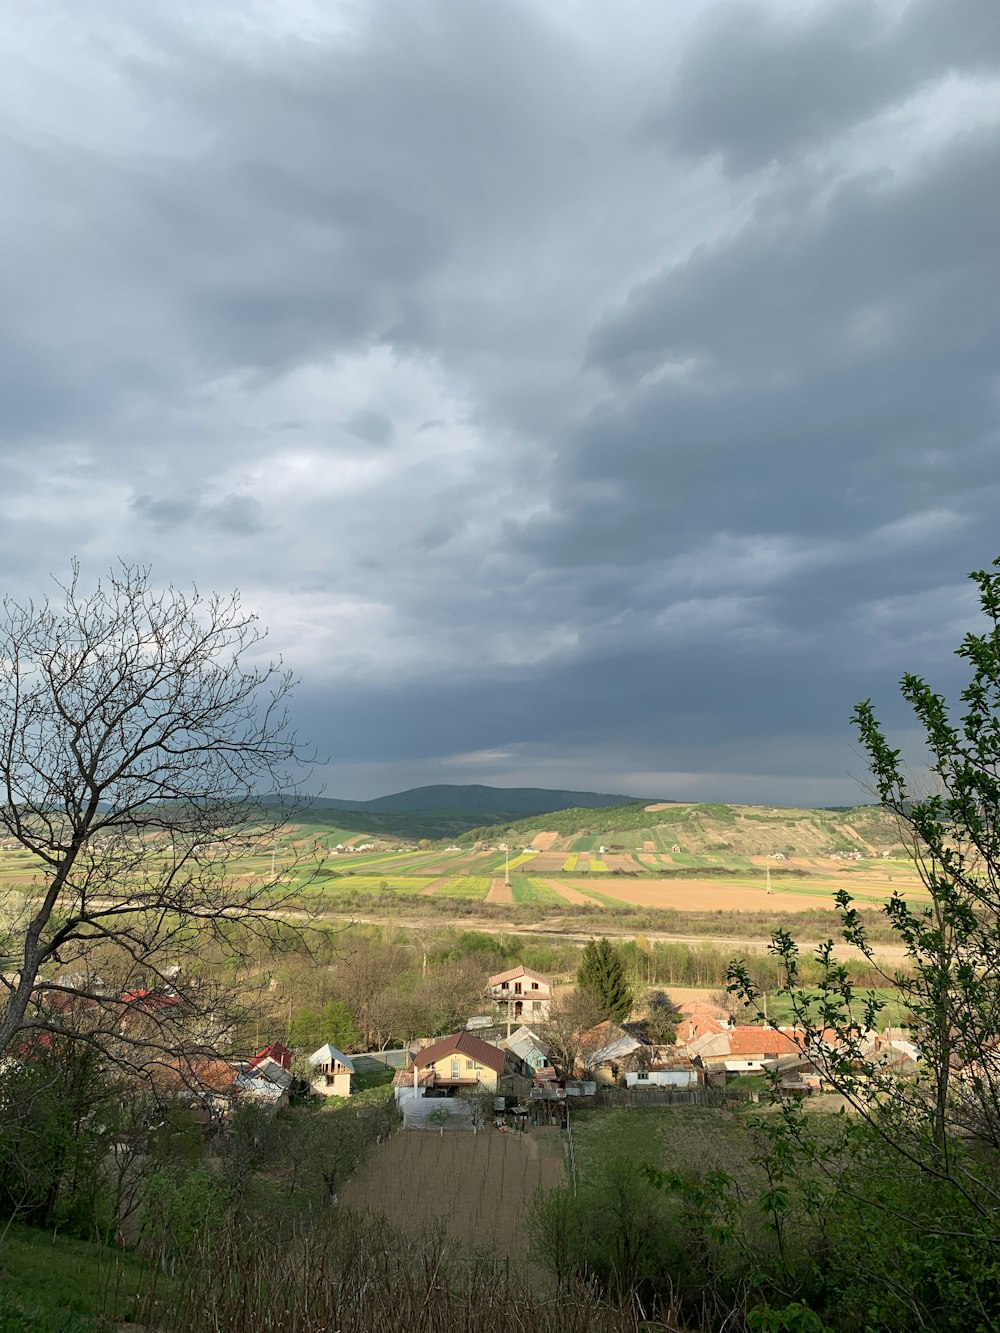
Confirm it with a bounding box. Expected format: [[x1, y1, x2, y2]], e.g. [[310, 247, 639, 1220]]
[[459, 800, 908, 859], [269, 785, 654, 840]]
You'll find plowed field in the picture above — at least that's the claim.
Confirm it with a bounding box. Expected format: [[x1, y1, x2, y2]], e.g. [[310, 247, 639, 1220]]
[[540, 878, 594, 906], [559, 876, 928, 911], [343, 1125, 565, 1260], [486, 878, 512, 904], [530, 832, 560, 850]]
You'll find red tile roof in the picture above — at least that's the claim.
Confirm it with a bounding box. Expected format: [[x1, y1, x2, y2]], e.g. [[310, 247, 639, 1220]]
[[727, 1027, 803, 1057], [488, 965, 552, 988], [248, 1041, 293, 1072]]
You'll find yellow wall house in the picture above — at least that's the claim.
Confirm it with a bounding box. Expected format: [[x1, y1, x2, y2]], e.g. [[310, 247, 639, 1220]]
[[398, 1031, 520, 1096]]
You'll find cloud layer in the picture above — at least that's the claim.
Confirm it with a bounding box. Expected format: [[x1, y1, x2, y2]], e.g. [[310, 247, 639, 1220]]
[[2, 0, 997, 801]]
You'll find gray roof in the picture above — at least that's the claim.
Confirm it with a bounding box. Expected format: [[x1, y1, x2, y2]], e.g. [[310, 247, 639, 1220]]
[[309, 1044, 355, 1072]]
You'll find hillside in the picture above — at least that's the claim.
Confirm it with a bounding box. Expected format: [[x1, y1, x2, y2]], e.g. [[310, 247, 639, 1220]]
[[460, 801, 908, 859], [274, 785, 653, 840]]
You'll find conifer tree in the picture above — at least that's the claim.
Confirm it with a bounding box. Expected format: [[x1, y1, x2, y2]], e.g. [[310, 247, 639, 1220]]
[[577, 937, 633, 1024]]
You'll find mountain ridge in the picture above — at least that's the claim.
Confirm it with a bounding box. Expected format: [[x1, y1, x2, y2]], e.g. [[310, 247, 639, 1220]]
[[300, 783, 654, 815]]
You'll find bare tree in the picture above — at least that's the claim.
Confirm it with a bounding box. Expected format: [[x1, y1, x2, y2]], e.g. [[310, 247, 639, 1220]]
[[543, 988, 607, 1077], [0, 563, 314, 1076]]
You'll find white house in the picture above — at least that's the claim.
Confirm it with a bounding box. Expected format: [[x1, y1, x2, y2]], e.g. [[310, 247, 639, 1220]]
[[309, 1044, 355, 1097], [486, 966, 553, 1022]]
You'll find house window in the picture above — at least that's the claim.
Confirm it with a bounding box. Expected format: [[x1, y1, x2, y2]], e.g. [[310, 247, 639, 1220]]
[[514, 982, 522, 994], [501, 981, 509, 990], [637, 1071, 649, 1081], [531, 982, 538, 989], [451, 1059, 460, 1079]]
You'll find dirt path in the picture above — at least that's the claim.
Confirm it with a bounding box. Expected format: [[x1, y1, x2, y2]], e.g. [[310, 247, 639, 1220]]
[[541, 878, 593, 906], [486, 878, 513, 904]]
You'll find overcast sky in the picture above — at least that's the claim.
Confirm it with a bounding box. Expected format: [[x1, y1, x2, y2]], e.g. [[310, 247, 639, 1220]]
[[3, 0, 998, 804]]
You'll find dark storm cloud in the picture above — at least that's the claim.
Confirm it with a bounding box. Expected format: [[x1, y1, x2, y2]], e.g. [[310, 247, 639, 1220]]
[[1, 0, 998, 802], [344, 410, 395, 447], [643, 0, 1000, 172]]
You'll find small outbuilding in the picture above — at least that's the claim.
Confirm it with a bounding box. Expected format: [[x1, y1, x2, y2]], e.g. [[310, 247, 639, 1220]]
[[309, 1044, 355, 1097]]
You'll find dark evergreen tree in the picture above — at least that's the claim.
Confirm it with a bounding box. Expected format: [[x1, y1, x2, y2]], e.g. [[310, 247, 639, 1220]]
[[577, 937, 633, 1023]]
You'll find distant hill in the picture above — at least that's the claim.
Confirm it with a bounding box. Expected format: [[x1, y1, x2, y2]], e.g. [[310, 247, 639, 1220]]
[[270, 784, 654, 841], [460, 800, 907, 858], [314, 784, 647, 815]]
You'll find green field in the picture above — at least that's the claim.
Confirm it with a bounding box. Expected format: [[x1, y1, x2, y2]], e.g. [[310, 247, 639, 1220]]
[[572, 1106, 760, 1189], [510, 878, 566, 905], [0, 1224, 152, 1331], [424, 876, 492, 900]]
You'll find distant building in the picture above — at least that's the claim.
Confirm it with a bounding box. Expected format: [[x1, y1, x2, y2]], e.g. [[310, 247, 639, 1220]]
[[486, 966, 553, 1022]]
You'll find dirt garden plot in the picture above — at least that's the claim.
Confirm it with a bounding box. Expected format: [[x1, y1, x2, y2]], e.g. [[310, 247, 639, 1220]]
[[601, 854, 643, 872], [530, 831, 560, 850], [486, 877, 513, 904], [541, 878, 594, 906], [343, 1126, 565, 1261], [526, 852, 571, 872]]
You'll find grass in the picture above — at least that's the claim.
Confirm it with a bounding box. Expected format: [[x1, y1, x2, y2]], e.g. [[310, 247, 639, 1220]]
[[761, 985, 912, 1029], [563, 853, 579, 871], [316, 875, 434, 895], [571, 1106, 759, 1189], [422, 877, 491, 900], [511, 878, 565, 905], [0, 1224, 154, 1331]]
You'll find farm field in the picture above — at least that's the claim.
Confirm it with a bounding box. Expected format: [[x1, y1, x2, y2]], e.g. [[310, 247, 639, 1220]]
[[0, 801, 929, 925], [342, 1125, 565, 1262], [555, 875, 930, 912], [571, 1106, 760, 1189]]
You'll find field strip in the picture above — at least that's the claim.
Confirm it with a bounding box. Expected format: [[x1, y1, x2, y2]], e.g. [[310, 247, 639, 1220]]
[[486, 877, 513, 904], [540, 878, 593, 905], [530, 831, 560, 850], [419, 876, 452, 897]]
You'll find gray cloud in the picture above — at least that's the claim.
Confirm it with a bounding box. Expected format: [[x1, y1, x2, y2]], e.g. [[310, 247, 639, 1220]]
[[0, 0, 996, 803]]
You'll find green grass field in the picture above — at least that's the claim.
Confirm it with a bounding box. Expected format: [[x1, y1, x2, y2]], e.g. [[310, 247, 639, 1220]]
[[571, 1106, 760, 1189], [423, 876, 492, 900], [0, 1225, 153, 1331], [511, 878, 566, 905]]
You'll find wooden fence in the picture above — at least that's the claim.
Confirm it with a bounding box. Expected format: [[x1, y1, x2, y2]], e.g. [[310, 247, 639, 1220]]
[[594, 1086, 738, 1110]]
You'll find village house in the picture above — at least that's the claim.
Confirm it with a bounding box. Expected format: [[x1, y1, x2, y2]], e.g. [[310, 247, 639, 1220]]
[[392, 1030, 530, 1102], [625, 1051, 701, 1089], [686, 1025, 805, 1081], [153, 1055, 240, 1126], [235, 1041, 294, 1111], [499, 1024, 551, 1071], [576, 1020, 646, 1084], [309, 1044, 355, 1097], [486, 965, 553, 1022]]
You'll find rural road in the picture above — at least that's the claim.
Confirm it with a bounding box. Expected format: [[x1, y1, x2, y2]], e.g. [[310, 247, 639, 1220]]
[[305, 907, 912, 965]]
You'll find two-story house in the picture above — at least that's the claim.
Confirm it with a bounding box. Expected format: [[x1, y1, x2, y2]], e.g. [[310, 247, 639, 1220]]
[[392, 1030, 531, 1101], [486, 965, 553, 1023]]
